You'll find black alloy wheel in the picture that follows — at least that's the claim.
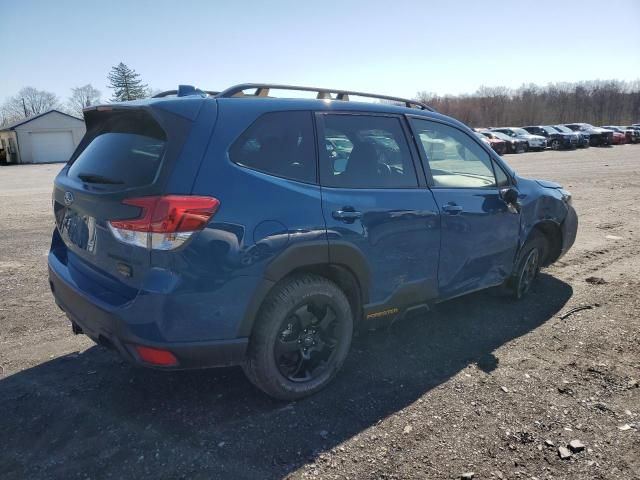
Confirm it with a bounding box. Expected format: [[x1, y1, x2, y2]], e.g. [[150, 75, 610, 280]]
[[516, 249, 540, 299], [275, 302, 343, 382], [243, 274, 353, 400], [508, 233, 546, 300]]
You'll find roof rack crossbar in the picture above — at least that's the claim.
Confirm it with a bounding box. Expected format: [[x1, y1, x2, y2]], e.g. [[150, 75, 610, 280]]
[[152, 88, 220, 98], [215, 83, 433, 111]]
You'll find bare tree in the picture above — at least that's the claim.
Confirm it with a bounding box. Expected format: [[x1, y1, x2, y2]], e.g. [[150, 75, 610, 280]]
[[67, 84, 101, 117], [416, 79, 640, 128], [1, 87, 60, 126]]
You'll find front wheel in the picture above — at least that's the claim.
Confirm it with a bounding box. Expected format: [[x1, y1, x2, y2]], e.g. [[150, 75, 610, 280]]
[[242, 274, 353, 400], [507, 233, 547, 299], [550, 139, 561, 150]]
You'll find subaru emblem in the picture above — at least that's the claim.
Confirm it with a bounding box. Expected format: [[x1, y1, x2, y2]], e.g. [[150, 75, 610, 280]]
[[63, 191, 74, 206]]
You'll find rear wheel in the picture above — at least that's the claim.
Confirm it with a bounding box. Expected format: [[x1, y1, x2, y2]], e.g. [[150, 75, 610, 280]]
[[507, 233, 547, 300], [242, 274, 353, 400]]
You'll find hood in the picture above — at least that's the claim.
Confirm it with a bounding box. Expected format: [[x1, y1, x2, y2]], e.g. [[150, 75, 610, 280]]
[[584, 127, 612, 134], [535, 179, 563, 189]]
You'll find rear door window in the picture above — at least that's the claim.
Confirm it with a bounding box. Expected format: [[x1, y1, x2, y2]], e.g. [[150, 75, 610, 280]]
[[68, 110, 166, 187], [317, 114, 418, 189], [229, 111, 316, 184]]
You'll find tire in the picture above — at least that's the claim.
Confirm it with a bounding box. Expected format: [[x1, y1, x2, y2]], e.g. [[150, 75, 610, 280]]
[[506, 233, 547, 300], [242, 274, 353, 400], [550, 139, 561, 150]]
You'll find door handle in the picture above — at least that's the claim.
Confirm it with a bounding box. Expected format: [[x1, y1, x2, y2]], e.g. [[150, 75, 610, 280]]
[[332, 207, 362, 222], [442, 203, 463, 215]]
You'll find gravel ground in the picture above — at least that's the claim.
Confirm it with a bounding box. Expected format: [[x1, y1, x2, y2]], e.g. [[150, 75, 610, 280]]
[[1, 145, 639, 480]]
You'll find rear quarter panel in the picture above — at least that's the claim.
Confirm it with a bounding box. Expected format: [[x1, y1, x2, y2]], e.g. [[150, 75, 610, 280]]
[[164, 101, 327, 339]]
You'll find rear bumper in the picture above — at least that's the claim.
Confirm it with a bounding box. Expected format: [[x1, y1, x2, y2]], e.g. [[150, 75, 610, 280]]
[[48, 256, 248, 369]]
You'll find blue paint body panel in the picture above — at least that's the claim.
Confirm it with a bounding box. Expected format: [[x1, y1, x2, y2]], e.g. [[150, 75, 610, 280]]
[[48, 93, 578, 369]]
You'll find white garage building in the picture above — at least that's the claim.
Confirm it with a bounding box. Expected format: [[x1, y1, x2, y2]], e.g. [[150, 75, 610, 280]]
[[0, 110, 85, 164]]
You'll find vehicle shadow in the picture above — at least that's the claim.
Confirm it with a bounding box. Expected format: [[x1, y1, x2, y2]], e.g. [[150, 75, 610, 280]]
[[0, 273, 572, 480]]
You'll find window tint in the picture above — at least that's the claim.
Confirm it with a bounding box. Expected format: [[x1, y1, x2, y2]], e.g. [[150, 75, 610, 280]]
[[318, 114, 418, 189], [68, 110, 166, 187], [410, 119, 497, 189], [229, 111, 316, 183]]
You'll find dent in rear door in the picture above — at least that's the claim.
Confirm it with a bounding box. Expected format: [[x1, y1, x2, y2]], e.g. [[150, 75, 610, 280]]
[[316, 112, 441, 312]]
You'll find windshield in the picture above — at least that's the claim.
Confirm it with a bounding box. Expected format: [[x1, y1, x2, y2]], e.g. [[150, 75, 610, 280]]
[[511, 128, 529, 136], [541, 126, 557, 134], [553, 125, 572, 133], [491, 131, 512, 141], [474, 132, 488, 140]]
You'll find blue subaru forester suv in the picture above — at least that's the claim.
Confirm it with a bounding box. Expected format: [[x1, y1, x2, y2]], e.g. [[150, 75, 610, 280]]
[[48, 84, 577, 399]]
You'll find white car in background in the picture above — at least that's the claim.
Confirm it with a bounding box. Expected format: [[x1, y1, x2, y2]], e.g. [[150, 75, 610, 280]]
[[491, 127, 547, 151]]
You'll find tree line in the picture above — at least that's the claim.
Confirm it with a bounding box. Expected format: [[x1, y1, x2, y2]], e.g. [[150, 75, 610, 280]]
[[1, 63, 151, 127], [417, 80, 640, 128], [3, 67, 639, 129]]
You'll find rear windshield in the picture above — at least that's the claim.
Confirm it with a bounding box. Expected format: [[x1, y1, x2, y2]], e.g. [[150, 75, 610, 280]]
[[68, 110, 166, 187]]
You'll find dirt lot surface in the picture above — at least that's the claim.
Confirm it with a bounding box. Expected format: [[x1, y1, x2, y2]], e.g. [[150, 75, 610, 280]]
[[1, 146, 639, 480]]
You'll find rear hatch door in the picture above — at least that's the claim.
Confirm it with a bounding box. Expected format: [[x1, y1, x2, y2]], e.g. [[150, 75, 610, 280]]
[[53, 105, 195, 299]]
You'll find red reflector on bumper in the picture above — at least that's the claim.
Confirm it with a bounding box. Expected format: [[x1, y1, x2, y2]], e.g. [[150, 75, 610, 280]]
[[135, 345, 178, 366]]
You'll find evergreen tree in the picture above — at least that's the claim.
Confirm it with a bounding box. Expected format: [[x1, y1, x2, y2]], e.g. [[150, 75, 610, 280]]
[[107, 62, 148, 102]]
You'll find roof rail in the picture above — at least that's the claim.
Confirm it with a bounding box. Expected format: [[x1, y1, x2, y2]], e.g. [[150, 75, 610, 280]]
[[215, 83, 434, 111], [152, 85, 219, 98]]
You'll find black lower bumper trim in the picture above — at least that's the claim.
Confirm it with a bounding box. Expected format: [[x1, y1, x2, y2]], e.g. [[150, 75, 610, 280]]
[[72, 312, 249, 369]]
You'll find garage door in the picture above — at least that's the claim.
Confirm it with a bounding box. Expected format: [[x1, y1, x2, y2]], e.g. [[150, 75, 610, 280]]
[[31, 131, 75, 163]]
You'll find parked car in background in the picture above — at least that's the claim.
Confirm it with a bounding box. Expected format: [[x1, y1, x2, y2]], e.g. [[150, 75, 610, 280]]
[[480, 130, 527, 153], [551, 125, 589, 148], [522, 126, 577, 150], [490, 127, 547, 151], [47, 82, 578, 399], [564, 123, 613, 146], [474, 131, 506, 155], [604, 127, 627, 145], [602, 126, 639, 144], [624, 126, 640, 143]]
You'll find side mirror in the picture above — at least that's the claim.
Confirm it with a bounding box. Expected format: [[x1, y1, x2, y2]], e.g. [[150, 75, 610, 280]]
[[500, 187, 519, 205]]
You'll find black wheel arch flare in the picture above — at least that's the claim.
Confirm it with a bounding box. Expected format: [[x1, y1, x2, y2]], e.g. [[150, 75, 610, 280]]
[[236, 241, 371, 337]]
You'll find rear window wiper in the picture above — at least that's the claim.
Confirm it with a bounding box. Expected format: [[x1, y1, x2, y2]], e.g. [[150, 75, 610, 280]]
[[77, 173, 124, 184]]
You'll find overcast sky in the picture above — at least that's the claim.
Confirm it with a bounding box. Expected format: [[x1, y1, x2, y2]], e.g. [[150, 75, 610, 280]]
[[1, 0, 639, 103]]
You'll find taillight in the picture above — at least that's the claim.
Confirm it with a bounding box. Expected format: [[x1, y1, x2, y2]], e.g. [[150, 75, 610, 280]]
[[108, 195, 219, 250]]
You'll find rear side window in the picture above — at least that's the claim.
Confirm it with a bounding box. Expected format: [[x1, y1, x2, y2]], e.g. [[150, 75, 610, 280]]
[[229, 111, 316, 183], [318, 114, 418, 189], [68, 110, 166, 187]]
